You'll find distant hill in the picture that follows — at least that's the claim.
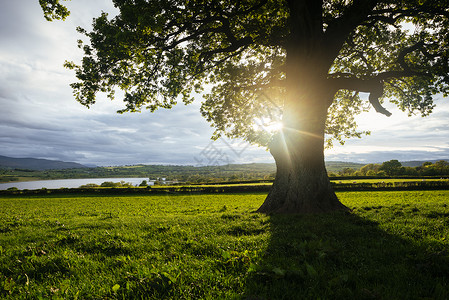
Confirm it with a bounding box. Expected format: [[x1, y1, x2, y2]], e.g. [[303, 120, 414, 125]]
[[325, 161, 365, 172], [400, 159, 449, 167], [0, 155, 89, 170], [2, 155, 446, 174], [326, 159, 449, 171]]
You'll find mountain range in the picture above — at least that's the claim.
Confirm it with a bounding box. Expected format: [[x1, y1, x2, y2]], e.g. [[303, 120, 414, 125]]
[[0, 155, 447, 172], [0, 155, 89, 170]]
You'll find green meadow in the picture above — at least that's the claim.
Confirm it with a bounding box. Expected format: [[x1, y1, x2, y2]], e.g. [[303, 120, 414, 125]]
[[1, 191, 448, 299]]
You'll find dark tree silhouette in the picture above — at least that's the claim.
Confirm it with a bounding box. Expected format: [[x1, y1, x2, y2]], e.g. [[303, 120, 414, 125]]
[[41, 0, 449, 213]]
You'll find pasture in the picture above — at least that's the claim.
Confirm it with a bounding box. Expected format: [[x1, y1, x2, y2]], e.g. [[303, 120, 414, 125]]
[[0, 191, 448, 299]]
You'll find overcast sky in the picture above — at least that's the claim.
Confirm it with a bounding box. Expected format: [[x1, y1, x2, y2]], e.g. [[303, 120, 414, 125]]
[[1, 1, 449, 167]]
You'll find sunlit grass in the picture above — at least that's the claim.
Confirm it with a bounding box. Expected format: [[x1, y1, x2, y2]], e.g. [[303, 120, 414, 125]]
[[0, 191, 448, 299], [332, 178, 449, 183]]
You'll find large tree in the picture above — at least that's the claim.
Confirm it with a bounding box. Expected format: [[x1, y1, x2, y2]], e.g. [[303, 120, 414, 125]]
[[42, 0, 449, 213]]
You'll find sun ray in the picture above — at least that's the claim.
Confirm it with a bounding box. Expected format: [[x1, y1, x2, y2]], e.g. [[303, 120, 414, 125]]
[[253, 117, 284, 133], [282, 126, 325, 141]]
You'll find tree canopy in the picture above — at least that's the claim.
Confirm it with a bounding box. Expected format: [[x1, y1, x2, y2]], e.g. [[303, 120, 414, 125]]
[[47, 0, 449, 148]]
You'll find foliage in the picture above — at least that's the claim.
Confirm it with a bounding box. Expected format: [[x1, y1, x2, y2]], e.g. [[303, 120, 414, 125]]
[[50, 0, 449, 148], [1, 191, 449, 298], [78, 183, 100, 188], [380, 159, 404, 176], [38, 0, 70, 21], [100, 181, 134, 188], [339, 159, 449, 177]]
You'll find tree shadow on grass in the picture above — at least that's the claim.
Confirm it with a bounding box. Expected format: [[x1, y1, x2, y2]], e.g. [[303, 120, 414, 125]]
[[243, 211, 449, 300]]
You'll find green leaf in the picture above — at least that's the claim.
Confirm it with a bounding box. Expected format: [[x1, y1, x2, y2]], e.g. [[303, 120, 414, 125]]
[[221, 250, 231, 260], [112, 284, 120, 292]]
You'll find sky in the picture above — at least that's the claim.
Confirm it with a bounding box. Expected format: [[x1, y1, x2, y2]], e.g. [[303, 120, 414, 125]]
[[1, 1, 449, 167]]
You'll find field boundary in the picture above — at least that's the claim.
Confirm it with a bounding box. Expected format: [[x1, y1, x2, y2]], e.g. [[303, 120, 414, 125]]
[[2, 180, 449, 195]]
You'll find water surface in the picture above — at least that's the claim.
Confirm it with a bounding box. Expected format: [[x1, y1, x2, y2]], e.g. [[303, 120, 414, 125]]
[[0, 178, 153, 190]]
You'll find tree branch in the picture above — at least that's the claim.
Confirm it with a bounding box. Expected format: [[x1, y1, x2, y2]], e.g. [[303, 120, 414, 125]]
[[397, 41, 425, 72], [323, 0, 379, 65], [328, 76, 392, 116], [231, 77, 286, 91], [370, 6, 449, 20], [199, 36, 253, 62], [191, 45, 248, 79], [159, 1, 269, 52], [331, 65, 434, 115]]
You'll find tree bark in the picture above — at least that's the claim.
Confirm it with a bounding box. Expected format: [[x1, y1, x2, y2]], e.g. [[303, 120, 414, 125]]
[[257, 89, 348, 214], [257, 73, 348, 214]]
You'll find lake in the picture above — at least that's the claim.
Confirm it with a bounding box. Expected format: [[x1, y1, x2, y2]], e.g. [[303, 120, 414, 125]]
[[0, 178, 153, 190]]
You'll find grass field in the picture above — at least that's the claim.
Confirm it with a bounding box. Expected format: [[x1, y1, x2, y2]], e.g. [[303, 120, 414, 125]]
[[1, 191, 448, 299], [333, 178, 449, 183]]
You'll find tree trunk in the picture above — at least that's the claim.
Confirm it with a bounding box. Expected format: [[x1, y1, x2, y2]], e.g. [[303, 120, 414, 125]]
[[257, 104, 348, 214], [257, 93, 348, 214], [257, 50, 347, 213]]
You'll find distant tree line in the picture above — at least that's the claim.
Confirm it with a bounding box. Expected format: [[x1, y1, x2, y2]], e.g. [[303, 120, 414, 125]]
[[79, 181, 135, 188], [329, 160, 449, 177], [2, 160, 448, 185]]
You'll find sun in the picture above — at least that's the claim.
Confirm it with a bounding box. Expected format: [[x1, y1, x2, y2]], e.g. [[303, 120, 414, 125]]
[[264, 121, 284, 133], [253, 118, 284, 133]]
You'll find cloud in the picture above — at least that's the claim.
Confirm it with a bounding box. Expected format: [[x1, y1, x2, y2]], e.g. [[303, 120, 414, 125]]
[[326, 100, 449, 163], [0, 1, 224, 165]]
